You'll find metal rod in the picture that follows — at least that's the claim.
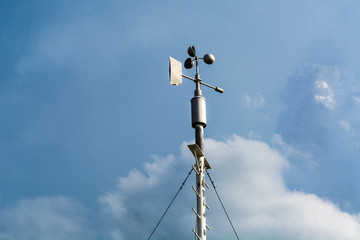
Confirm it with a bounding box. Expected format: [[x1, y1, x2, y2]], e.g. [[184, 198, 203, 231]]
[[200, 82, 224, 93], [199, 81, 214, 89], [192, 208, 201, 219], [192, 164, 200, 175], [192, 229, 201, 240], [182, 74, 196, 81], [192, 186, 201, 197], [193, 54, 207, 239], [182, 74, 223, 93]]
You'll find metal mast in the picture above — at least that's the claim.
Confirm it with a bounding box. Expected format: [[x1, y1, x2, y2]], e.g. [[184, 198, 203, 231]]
[[192, 55, 208, 240], [169, 46, 223, 240]]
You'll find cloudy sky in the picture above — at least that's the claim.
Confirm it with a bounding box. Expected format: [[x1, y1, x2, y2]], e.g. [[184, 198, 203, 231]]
[[1, 1, 360, 239]]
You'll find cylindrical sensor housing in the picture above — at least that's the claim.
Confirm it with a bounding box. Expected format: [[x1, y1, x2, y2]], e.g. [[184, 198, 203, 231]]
[[191, 96, 207, 128]]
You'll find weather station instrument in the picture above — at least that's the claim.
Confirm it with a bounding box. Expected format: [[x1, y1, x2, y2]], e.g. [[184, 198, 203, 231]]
[[148, 46, 238, 240], [170, 46, 222, 240]]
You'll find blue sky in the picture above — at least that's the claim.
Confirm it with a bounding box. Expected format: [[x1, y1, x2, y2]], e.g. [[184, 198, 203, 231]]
[[2, 1, 360, 239]]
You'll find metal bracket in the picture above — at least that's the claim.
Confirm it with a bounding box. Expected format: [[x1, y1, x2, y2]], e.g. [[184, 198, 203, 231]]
[[192, 186, 200, 197], [187, 144, 211, 169], [204, 202, 210, 210], [192, 229, 201, 240], [192, 165, 200, 175], [192, 208, 201, 219]]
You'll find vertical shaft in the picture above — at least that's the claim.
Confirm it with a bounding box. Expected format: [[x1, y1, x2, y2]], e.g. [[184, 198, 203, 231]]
[[195, 124, 206, 240], [195, 126, 204, 150], [192, 59, 207, 239]]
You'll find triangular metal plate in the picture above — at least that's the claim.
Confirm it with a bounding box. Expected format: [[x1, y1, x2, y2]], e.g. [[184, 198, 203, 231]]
[[187, 144, 211, 169]]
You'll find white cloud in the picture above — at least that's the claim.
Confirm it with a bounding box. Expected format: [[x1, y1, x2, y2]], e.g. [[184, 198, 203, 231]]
[[100, 135, 360, 240], [338, 120, 355, 135], [243, 92, 265, 109], [314, 94, 335, 110], [272, 134, 316, 170], [276, 64, 360, 208], [352, 96, 360, 104], [99, 155, 176, 221], [0, 196, 89, 240], [339, 120, 351, 132], [99, 154, 182, 239], [313, 78, 336, 110], [109, 230, 124, 240], [273, 134, 312, 159]]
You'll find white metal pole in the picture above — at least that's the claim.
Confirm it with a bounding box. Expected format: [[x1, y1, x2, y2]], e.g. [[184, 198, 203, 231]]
[[192, 57, 207, 240]]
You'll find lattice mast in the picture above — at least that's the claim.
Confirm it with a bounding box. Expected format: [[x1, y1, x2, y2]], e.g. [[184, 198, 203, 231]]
[[169, 46, 223, 240]]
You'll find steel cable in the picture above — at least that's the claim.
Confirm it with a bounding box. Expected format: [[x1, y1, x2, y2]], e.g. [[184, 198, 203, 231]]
[[206, 169, 240, 240], [147, 166, 194, 240]]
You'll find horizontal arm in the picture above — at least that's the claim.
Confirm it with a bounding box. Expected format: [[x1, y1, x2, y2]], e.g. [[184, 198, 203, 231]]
[[181, 74, 224, 93]]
